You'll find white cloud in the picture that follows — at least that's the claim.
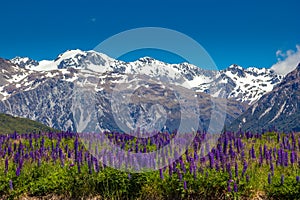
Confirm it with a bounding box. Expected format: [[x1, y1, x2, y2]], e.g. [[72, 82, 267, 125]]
[[271, 45, 300, 76]]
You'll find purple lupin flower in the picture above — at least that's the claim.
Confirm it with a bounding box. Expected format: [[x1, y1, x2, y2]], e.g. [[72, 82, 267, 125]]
[[183, 180, 187, 190], [189, 161, 194, 174], [296, 176, 300, 183], [235, 162, 238, 178], [270, 162, 274, 176], [59, 148, 64, 167], [223, 136, 228, 154], [241, 150, 245, 160], [168, 164, 173, 177], [290, 151, 295, 164], [14, 151, 19, 164], [259, 154, 263, 167], [38, 158, 41, 167], [281, 174, 284, 185], [259, 145, 262, 156], [13, 143, 17, 151], [88, 159, 92, 174], [77, 162, 81, 173], [251, 145, 256, 159], [178, 171, 183, 182], [74, 137, 79, 160], [16, 167, 21, 177], [9, 180, 13, 190], [268, 173, 272, 184], [180, 160, 186, 174], [284, 151, 288, 167], [94, 159, 99, 173], [209, 152, 214, 169], [233, 182, 238, 192], [4, 158, 8, 174], [226, 163, 232, 179], [242, 161, 248, 177], [159, 168, 164, 180], [263, 144, 267, 158]]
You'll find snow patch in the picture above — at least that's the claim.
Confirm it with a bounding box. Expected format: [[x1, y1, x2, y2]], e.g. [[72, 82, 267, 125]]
[[269, 101, 286, 123]]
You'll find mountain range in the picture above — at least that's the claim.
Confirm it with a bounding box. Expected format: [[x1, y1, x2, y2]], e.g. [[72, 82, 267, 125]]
[[0, 49, 297, 133], [9, 50, 282, 104], [229, 63, 300, 132]]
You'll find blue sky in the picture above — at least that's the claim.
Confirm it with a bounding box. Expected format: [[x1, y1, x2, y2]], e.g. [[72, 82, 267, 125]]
[[0, 0, 299, 69]]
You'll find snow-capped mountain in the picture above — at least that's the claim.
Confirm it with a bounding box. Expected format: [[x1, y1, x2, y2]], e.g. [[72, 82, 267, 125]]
[[229, 63, 300, 132], [8, 49, 282, 104], [10, 57, 39, 69], [0, 50, 244, 132], [0, 49, 284, 132], [195, 64, 283, 104]]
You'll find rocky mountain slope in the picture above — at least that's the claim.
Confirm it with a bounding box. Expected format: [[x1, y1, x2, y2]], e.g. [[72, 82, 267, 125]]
[[0, 49, 283, 132], [229, 63, 300, 132]]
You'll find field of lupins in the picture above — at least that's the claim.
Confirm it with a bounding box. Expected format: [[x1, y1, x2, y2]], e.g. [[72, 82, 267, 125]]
[[0, 130, 300, 199]]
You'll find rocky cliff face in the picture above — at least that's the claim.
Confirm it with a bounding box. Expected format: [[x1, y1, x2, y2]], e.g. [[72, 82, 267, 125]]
[[229, 63, 300, 132]]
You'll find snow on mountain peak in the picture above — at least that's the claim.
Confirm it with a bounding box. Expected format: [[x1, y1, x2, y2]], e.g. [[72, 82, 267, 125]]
[[56, 49, 87, 61], [11, 57, 39, 69], [137, 56, 157, 62], [229, 64, 243, 70], [6, 49, 284, 104]]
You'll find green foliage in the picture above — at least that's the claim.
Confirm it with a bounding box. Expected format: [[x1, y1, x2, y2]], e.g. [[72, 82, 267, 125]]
[[0, 132, 299, 199], [0, 113, 57, 134]]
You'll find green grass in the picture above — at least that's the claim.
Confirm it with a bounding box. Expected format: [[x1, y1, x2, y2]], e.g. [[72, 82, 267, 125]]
[[0, 113, 57, 134]]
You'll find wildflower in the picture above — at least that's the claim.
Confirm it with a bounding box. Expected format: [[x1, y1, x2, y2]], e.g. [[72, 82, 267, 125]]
[[168, 164, 173, 177], [290, 151, 295, 164], [281, 174, 284, 185], [270, 162, 274, 176], [88, 159, 92, 174], [183, 180, 187, 190], [233, 181, 238, 192], [159, 168, 164, 180], [4, 158, 8, 174], [178, 171, 183, 182], [251, 145, 256, 159], [235, 162, 238, 177], [209, 152, 214, 169], [9, 180, 13, 190], [268, 173, 271, 184], [16, 167, 20, 177]]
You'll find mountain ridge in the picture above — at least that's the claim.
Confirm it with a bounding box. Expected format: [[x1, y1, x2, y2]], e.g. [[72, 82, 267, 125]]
[[228, 63, 300, 132], [0, 49, 288, 132], [0, 51, 250, 132], [8, 49, 283, 104]]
